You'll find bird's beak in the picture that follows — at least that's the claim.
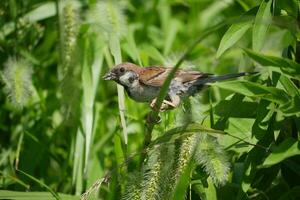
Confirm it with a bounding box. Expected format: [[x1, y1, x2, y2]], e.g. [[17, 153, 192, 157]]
[[103, 71, 116, 80]]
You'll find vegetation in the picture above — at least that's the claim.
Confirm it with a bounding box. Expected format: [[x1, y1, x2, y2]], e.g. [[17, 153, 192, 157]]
[[0, 0, 300, 199]]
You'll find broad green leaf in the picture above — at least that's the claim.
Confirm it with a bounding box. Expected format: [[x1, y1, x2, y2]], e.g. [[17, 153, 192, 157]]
[[222, 118, 256, 154], [214, 100, 258, 118], [279, 75, 300, 97], [280, 96, 300, 116], [244, 49, 300, 79], [261, 138, 300, 168], [212, 80, 289, 104], [252, 0, 272, 51], [252, 100, 275, 139], [217, 21, 252, 57], [0, 190, 79, 200]]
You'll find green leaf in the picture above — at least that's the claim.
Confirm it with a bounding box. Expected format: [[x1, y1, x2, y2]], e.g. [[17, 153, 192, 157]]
[[217, 21, 252, 57], [81, 38, 94, 174], [17, 170, 61, 200], [113, 134, 125, 166], [214, 100, 258, 118], [72, 129, 84, 195], [261, 138, 300, 168], [280, 96, 300, 116], [109, 34, 128, 144], [244, 49, 300, 79], [252, 0, 272, 51], [279, 75, 300, 97], [203, 177, 217, 200], [212, 80, 289, 104], [222, 118, 257, 154], [241, 130, 273, 192]]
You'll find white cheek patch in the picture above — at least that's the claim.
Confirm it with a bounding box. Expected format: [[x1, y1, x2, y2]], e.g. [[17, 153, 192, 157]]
[[119, 72, 136, 87]]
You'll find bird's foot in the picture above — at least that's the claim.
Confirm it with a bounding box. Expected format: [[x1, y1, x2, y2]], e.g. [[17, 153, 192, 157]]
[[150, 98, 176, 112]]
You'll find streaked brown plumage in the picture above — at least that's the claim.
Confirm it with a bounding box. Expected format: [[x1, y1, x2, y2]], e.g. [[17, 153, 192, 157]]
[[103, 62, 256, 111]]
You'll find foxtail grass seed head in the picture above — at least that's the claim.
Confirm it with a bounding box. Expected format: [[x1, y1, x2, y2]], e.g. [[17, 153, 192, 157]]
[[59, 0, 80, 71], [195, 134, 230, 186], [86, 0, 127, 39], [142, 149, 164, 200], [122, 172, 143, 200], [1, 58, 33, 108], [162, 135, 200, 199]]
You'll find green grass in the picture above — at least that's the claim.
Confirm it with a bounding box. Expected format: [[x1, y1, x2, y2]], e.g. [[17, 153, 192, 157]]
[[1, 0, 300, 199]]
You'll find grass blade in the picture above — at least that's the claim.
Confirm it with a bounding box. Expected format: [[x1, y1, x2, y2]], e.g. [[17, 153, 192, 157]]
[[17, 170, 61, 200], [109, 34, 128, 145], [0, 190, 79, 200]]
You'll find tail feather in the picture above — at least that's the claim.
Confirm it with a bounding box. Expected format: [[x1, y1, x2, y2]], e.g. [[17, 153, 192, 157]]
[[207, 71, 258, 83], [185, 71, 258, 96]]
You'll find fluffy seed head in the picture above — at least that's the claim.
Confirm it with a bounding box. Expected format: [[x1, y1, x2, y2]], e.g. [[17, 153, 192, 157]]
[[86, 0, 127, 39], [194, 134, 230, 186], [1, 58, 33, 108], [59, 0, 80, 71]]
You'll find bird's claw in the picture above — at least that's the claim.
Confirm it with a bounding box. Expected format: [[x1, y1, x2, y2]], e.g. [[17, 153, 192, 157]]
[[150, 98, 176, 112]]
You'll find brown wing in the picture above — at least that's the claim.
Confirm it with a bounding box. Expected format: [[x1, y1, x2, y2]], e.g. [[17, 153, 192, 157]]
[[139, 66, 211, 87], [139, 66, 170, 87], [175, 70, 210, 83]]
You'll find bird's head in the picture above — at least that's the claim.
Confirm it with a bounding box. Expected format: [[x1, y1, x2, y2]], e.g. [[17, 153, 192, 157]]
[[103, 62, 141, 87]]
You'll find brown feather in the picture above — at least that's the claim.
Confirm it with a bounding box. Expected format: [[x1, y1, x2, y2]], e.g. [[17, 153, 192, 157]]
[[139, 66, 209, 87]]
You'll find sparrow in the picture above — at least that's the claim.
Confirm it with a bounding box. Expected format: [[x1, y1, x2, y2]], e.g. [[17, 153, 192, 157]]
[[103, 62, 256, 111]]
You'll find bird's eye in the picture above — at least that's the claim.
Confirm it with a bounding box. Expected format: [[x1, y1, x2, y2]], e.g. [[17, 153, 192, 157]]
[[119, 67, 125, 73]]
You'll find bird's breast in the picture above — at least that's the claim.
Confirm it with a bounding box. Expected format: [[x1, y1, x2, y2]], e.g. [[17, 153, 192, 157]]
[[125, 84, 159, 102]]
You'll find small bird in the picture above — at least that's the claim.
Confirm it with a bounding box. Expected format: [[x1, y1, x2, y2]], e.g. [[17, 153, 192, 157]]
[[103, 62, 256, 111]]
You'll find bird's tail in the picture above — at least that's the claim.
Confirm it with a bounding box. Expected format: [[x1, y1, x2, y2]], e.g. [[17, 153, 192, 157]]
[[206, 71, 258, 83], [186, 71, 258, 96]]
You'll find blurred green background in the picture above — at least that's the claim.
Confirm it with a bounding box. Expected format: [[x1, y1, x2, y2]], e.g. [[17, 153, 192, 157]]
[[0, 0, 300, 199]]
